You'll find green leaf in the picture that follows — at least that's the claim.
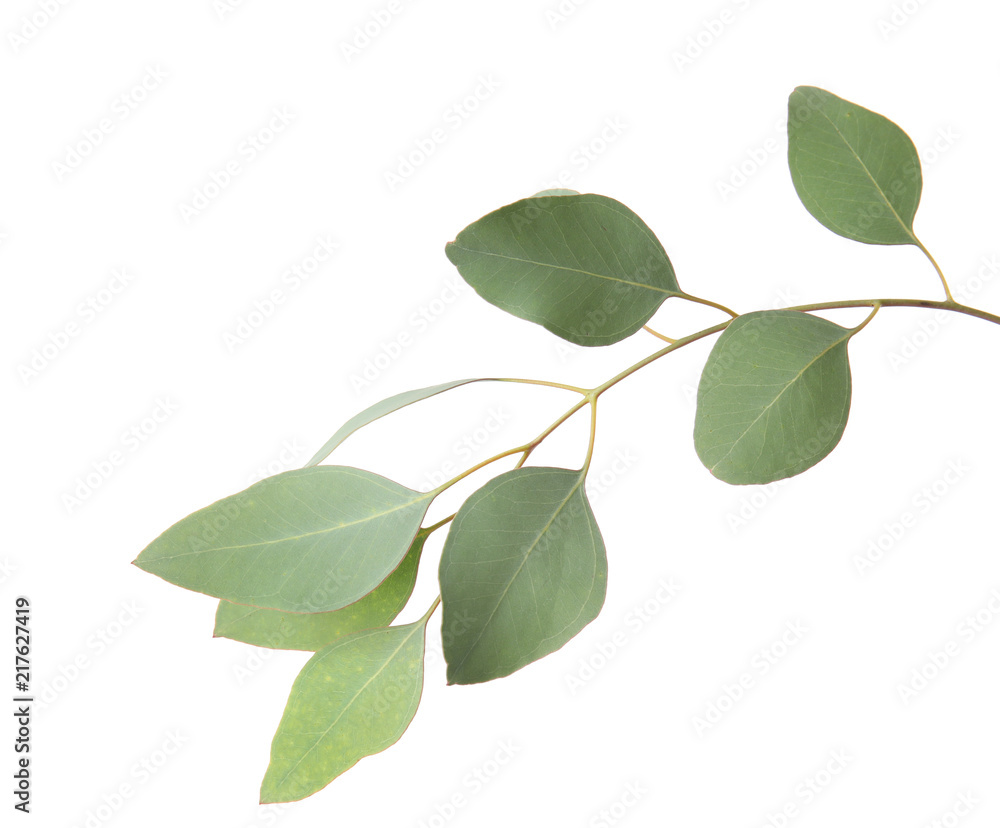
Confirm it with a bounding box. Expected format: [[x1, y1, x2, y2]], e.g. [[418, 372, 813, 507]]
[[445, 193, 681, 346], [306, 379, 485, 467], [214, 531, 426, 651], [694, 310, 853, 485], [439, 467, 607, 685], [134, 467, 432, 613], [788, 86, 922, 245], [259, 609, 431, 803]]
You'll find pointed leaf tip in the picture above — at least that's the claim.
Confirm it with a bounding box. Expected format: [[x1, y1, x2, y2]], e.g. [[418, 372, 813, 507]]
[[134, 466, 431, 613], [306, 379, 487, 467], [259, 617, 429, 802]]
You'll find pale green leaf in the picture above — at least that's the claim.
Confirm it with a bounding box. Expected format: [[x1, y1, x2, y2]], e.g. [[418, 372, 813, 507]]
[[439, 467, 607, 685], [260, 611, 430, 803], [788, 86, 922, 245], [445, 193, 681, 346], [694, 310, 853, 485], [134, 467, 431, 613], [213, 531, 426, 651], [306, 379, 484, 467]]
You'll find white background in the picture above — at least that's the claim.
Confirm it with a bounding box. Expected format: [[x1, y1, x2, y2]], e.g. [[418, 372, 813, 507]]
[[6, 1, 1000, 826]]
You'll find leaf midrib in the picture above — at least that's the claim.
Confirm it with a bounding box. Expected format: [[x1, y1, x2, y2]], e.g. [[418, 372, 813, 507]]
[[814, 106, 917, 244], [449, 470, 589, 678], [147, 491, 431, 562], [448, 243, 675, 295], [272, 621, 424, 793]]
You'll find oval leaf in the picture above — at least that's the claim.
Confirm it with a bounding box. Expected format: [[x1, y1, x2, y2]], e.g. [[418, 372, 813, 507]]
[[133, 466, 432, 612], [214, 531, 426, 651], [439, 467, 607, 685], [306, 379, 485, 467], [260, 612, 430, 803], [788, 86, 922, 245], [445, 193, 680, 346], [694, 310, 853, 485]]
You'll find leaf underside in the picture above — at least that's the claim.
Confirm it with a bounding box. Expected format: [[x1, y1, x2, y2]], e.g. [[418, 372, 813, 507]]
[[788, 85, 922, 245], [134, 466, 431, 613], [694, 310, 853, 485]]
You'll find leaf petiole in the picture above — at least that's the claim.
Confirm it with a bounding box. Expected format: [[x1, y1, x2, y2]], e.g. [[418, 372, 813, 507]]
[[421, 595, 441, 622], [678, 291, 739, 318], [642, 325, 676, 343], [581, 399, 598, 475], [494, 377, 590, 394], [914, 239, 955, 302], [422, 513, 456, 535], [849, 301, 881, 335]]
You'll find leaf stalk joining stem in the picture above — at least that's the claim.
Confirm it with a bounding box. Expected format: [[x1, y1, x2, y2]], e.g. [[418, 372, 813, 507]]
[[432, 294, 1000, 499]]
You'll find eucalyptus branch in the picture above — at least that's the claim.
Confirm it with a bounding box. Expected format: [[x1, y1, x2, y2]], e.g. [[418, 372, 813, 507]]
[[133, 84, 1000, 810], [785, 297, 1000, 326]]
